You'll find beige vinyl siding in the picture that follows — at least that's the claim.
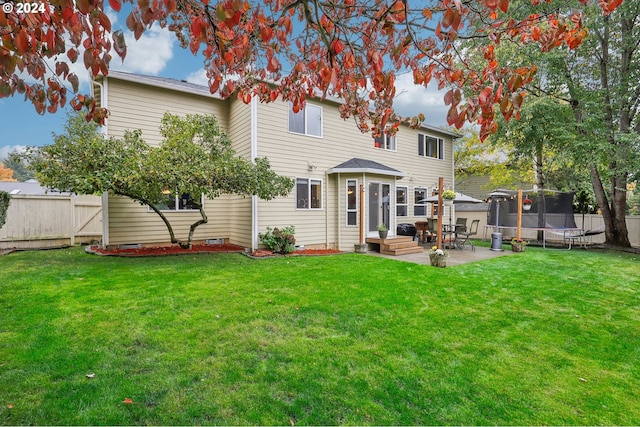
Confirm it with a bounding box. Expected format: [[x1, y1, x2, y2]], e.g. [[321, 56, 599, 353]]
[[255, 100, 454, 250], [103, 77, 238, 247], [107, 196, 230, 246], [227, 97, 252, 160], [106, 78, 229, 146], [221, 98, 254, 247]]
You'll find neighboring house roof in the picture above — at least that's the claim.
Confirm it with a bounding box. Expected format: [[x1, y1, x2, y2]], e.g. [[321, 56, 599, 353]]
[[0, 179, 69, 195], [101, 71, 461, 139], [327, 158, 406, 178]]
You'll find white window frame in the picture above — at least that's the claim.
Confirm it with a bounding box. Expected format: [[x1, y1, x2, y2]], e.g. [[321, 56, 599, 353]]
[[288, 103, 323, 138], [418, 133, 444, 160], [150, 192, 204, 212], [413, 187, 428, 216], [374, 133, 396, 151], [396, 186, 408, 217], [296, 177, 323, 210], [346, 179, 358, 226]]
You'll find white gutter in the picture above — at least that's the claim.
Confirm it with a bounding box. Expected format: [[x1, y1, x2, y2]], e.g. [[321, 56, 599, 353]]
[[91, 77, 109, 247], [251, 96, 259, 251], [336, 173, 341, 251]]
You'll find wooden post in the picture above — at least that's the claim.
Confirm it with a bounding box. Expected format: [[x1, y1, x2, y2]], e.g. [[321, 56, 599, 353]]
[[359, 184, 365, 245], [436, 177, 444, 249], [516, 188, 523, 241]]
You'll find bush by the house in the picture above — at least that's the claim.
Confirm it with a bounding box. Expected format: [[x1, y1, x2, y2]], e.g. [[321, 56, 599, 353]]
[[259, 226, 296, 254]]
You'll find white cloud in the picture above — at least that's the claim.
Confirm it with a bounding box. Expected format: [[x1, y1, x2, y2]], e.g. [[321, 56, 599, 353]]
[[185, 68, 209, 86], [393, 72, 449, 126], [110, 22, 174, 75], [0, 145, 27, 160]]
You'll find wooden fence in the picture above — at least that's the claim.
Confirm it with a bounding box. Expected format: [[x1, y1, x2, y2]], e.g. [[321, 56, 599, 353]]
[[0, 194, 102, 249]]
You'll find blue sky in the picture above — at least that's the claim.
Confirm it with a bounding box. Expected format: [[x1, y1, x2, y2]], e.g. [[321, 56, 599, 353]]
[[0, 9, 450, 160]]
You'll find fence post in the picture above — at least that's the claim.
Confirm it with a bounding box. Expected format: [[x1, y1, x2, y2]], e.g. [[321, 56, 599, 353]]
[[70, 195, 76, 246]]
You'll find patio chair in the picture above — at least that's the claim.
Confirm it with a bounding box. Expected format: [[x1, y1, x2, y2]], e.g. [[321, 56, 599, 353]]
[[456, 219, 479, 251], [456, 217, 468, 232]]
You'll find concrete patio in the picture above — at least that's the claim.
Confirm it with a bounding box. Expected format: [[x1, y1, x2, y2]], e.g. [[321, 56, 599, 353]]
[[365, 240, 516, 266]]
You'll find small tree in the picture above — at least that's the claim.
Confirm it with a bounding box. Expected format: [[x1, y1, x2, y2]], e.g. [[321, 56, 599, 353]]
[[2, 151, 34, 182], [0, 164, 16, 181], [26, 112, 294, 248], [0, 191, 9, 230]]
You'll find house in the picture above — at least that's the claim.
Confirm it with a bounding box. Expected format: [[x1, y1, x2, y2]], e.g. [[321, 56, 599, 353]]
[[91, 71, 459, 251]]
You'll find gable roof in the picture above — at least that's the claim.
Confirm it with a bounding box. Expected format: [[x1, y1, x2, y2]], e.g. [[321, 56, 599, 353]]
[[101, 70, 223, 100], [327, 158, 406, 178], [100, 71, 460, 139]]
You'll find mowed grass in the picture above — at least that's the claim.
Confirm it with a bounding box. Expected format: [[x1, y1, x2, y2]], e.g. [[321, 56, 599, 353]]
[[0, 246, 639, 425]]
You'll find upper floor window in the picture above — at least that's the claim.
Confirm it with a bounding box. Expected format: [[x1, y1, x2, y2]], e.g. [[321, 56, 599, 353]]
[[418, 134, 444, 159], [289, 103, 323, 137], [374, 133, 396, 151], [296, 178, 322, 209]]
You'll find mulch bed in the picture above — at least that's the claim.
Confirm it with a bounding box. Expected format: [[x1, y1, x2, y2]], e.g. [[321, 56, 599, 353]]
[[249, 248, 342, 258], [86, 244, 342, 258], [87, 243, 245, 257]]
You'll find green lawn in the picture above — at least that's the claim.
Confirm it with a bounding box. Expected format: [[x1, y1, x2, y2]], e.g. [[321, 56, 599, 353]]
[[1, 246, 639, 425]]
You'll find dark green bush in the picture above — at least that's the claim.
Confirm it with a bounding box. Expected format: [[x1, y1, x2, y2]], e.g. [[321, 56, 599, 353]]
[[259, 225, 296, 254]]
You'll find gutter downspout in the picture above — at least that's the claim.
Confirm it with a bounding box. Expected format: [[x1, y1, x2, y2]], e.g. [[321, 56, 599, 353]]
[[251, 96, 259, 251], [337, 173, 341, 251], [91, 77, 109, 248]]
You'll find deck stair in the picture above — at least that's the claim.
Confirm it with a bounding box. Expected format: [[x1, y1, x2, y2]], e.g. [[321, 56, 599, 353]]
[[365, 236, 424, 256]]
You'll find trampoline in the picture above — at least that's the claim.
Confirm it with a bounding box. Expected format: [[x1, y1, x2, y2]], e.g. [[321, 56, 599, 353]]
[[485, 189, 583, 248]]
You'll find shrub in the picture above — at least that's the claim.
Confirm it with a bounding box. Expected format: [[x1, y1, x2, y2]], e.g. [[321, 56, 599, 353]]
[[0, 191, 10, 229], [259, 225, 296, 254]]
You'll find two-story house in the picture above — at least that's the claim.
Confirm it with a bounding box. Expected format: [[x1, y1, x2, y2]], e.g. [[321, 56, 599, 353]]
[[92, 71, 458, 252]]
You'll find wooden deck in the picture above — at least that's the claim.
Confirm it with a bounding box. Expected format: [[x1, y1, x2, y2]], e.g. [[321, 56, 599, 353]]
[[365, 236, 424, 256]]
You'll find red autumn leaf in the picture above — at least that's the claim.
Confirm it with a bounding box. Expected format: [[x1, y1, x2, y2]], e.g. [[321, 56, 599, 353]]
[[97, 11, 112, 33], [446, 106, 459, 125], [15, 31, 30, 55], [67, 48, 78, 62], [76, 0, 90, 14], [331, 39, 344, 55], [485, 0, 498, 10], [108, 0, 122, 12], [55, 62, 69, 77], [123, 398, 133, 404]]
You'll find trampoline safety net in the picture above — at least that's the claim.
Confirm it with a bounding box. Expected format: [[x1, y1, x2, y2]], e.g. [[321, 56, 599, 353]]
[[487, 190, 577, 229]]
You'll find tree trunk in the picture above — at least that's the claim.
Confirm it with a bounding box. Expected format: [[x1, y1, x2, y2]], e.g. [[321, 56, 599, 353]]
[[589, 167, 631, 247], [185, 206, 209, 249], [116, 191, 182, 246]]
